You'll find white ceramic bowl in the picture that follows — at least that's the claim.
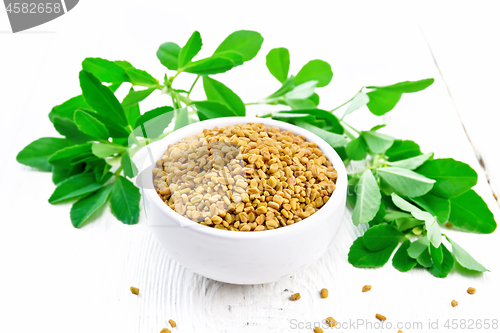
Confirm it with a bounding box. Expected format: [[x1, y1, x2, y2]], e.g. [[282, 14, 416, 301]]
[[139, 117, 347, 284]]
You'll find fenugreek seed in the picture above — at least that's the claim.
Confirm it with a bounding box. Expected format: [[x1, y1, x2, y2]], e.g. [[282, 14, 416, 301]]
[[266, 219, 279, 229], [130, 286, 139, 295], [211, 216, 223, 224], [160, 328, 171, 333], [254, 225, 265, 231], [240, 224, 251, 231], [239, 212, 249, 224], [291, 293, 301, 301], [268, 201, 280, 210], [204, 217, 213, 225], [320, 288, 328, 298], [376, 313, 386, 321], [268, 176, 278, 188], [168, 319, 177, 328], [326, 317, 336, 327], [313, 327, 323, 333], [235, 202, 245, 214], [362, 285, 371, 292], [451, 300, 458, 307], [315, 197, 323, 207], [467, 287, 476, 295], [255, 206, 267, 214], [398, 331, 403, 333]]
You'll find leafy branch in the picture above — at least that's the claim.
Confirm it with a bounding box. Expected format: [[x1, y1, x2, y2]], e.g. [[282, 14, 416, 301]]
[[16, 30, 496, 278]]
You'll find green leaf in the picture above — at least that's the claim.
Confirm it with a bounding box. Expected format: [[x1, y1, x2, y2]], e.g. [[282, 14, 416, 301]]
[[125, 68, 158, 88], [415, 158, 478, 199], [378, 167, 435, 197], [285, 98, 317, 110], [196, 100, 238, 120], [114, 60, 134, 70], [352, 170, 381, 225], [361, 131, 394, 154], [391, 193, 441, 247], [429, 244, 455, 278], [121, 87, 155, 109], [343, 92, 369, 118], [388, 152, 433, 170], [49, 95, 90, 121], [392, 217, 423, 232], [17, 138, 75, 171], [110, 176, 141, 225], [182, 56, 235, 75], [178, 31, 203, 67], [49, 173, 104, 204], [294, 60, 333, 88], [386, 140, 422, 161], [445, 236, 488, 272], [134, 106, 174, 138], [273, 109, 343, 134], [368, 201, 386, 227], [74, 110, 110, 140], [52, 164, 85, 185], [430, 243, 443, 265], [70, 184, 113, 228], [309, 93, 320, 106], [48, 143, 93, 168], [407, 236, 430, 259], [285, 81, 317, 100], [123, 97, 141, 129], [91, 142, 126, 158], [294, 121, 348, 148], [121, 151, 138, 178], [79, 70, 129, 129], [202, 76, 245, 116], [214, 30, 263, 62], [448, 189, 497, 233], [52, 116, 93, 143], [174, 107, 190, 130], [79, 108, 130, 138], [367, 78, 435, 92], [213, 51, 244, 66], [268, 77, 295, 99], [411, 192, 451, 224], [366, 78, 434, 116], [157, 42, 181, 70], [384, 210, 413, 222], [416, 247, 433, 268], [266, 47, 290, 83], [392, 240, 417, 272], [363, 224, 403, 251], [346, 136, 368, 161], [348, 237, 398, 268], [82, 57, 130, 84]]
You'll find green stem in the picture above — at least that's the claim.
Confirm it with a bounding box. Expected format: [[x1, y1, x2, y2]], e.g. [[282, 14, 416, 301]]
[[341, 120, 361, 135], [187, 75, 200, 97], [114, 166, 123, 177], [331, 97, 354, 112]]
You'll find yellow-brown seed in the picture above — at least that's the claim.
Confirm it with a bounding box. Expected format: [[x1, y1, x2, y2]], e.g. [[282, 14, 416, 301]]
[[362, 285, 371, 292], [160, 329, 171, 333], [451, 300, 458, 307], [325, 317, 336, 327], [320, 288, 328, 298], [155, 123, 337, 232], [398, 331, 403, 333], [168, 319, 177, 328], [291, 293, 301, 301], [376, 313, 387, 321], [313, 327, 323, 333], [467, 287, 476, 295], [130, 286, 139, 295]]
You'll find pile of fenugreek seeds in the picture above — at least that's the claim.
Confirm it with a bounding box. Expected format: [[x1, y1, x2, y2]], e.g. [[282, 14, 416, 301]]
[[153, 123, 338, 231]]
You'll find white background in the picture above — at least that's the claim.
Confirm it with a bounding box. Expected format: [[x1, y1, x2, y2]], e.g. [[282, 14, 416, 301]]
[[1, 1, 499, 332]]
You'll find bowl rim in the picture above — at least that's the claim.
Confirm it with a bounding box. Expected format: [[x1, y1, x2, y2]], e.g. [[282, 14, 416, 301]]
[[140, 116, 347, 240]]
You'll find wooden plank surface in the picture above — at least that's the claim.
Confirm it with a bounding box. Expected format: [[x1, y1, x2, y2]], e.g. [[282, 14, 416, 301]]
[[1, 1, 499, 332]]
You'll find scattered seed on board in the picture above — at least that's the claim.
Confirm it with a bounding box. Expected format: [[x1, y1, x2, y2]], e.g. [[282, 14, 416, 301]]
[[313, 327, 323, 333], [452, 300, 459, 307], [160, 329, 171, 333], [445, 222, 453, 228], [326, 317, 336, 327], [467, 287, 476, 295], [291, 293, 301, 301], [169, 319, 177, 328], [362, 285, 371, 292], [376, 313, 387, 321], [130, 286, 139, 295], [320, 288, 328, 298]]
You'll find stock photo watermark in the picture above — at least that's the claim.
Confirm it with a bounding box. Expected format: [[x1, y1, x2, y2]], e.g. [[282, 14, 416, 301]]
[[290, 318, 499, 331]]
